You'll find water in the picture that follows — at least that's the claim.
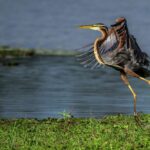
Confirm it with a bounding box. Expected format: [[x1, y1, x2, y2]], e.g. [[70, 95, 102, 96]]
[[0, 0, 150, 53], [0, 0, 150, 118], [0, 56, 149, 118]]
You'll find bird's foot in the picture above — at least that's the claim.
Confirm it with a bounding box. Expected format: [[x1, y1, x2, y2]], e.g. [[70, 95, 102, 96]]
[[134, 112, 143, 128]]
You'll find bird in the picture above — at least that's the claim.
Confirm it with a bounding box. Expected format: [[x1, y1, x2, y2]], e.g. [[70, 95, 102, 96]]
[[77, 17, 150, 124]]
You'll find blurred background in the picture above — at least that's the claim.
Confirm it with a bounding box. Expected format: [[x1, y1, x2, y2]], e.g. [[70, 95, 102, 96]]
[[0, 0, 150, 52], [0, 0, 149, 118]]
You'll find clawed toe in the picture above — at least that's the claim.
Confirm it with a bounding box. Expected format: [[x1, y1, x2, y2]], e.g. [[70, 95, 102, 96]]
[[134, 113, 143, 127]]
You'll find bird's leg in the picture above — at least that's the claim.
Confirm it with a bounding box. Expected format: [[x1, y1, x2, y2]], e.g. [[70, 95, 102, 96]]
[[120, 72, 142, 126], [120, 72, 137, 114], [124, 67, 150, 85]]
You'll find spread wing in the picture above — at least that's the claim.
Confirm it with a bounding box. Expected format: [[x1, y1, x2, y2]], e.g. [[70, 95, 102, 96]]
[[77, 18, 149, 69], [111, 18, 150, 67], [76, 43, 101, 69], [97, 20, 129, 58], [76, 29, 120, 69], [76, 29, 121, 68], [100, 32, 119, 55], [111, 19, 129, 49], [129, 35, 149, 66], [76, 20, 130, 69]]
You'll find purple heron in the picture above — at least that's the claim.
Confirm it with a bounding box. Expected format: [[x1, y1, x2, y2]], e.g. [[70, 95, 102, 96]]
[[77, 17, 150, 124]]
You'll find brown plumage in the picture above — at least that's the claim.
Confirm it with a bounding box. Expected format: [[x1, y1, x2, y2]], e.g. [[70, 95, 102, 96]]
[[77, 17, 150, 125]]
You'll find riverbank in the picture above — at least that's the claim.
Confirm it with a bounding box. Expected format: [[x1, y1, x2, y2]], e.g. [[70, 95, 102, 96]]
[[0, 45, 77, 58], [0, 114, 150, 149], [0, 45, 77, 66]]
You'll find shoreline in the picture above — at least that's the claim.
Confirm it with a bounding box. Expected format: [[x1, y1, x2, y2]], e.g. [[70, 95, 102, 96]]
[[0, 45, 77, 66], [0, 45, 77, 57]]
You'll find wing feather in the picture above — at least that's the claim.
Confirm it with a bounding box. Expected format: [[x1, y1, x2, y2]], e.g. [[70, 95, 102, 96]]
[[129, 35, 149, 66], [76, 44, 101, 69], [100, 32, 119, 55], [111, 18, 150, 67]]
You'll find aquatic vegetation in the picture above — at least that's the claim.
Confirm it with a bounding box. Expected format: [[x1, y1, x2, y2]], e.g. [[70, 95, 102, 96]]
[[0, 114, 150, 149], [0, 45, 77, 66], [0, 45, 77, 58], [0, 45, 35, 58], [59, 110, 74, 119]]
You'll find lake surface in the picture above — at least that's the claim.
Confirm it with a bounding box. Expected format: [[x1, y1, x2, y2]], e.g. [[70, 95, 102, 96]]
[[0, 56, 149, 118], [0, 0, 150, 54], [0, 0, 150, 118]]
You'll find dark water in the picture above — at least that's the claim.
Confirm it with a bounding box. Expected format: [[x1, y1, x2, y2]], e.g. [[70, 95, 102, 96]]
[[0, 57, 149, 118]]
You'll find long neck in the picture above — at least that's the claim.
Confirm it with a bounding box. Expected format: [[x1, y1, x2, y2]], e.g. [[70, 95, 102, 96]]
[[94, 29, 108, 64]]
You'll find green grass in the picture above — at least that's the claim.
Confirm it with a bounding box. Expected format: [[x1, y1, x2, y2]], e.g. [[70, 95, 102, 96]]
[[0, 114, 150, 150]]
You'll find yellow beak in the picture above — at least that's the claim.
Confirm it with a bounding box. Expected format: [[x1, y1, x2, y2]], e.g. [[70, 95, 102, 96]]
[[79, 25, 101, 31], [79, 25, 94, 29]]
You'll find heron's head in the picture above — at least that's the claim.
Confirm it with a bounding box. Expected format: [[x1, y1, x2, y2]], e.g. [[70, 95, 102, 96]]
[[79, 23, 108, 32]]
